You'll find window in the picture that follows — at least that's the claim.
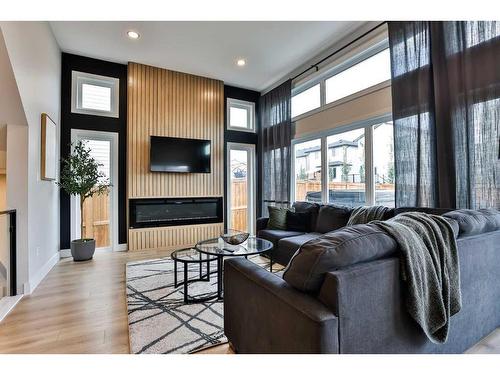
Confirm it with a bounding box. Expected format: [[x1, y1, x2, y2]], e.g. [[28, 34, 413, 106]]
[[325, 49, 391, 104], [291, 84, 320, 118], [373, 122, 395, 207], [327, 128, 366, 206], [71, 71, 119, 118], [227, 143, 256, 234], [292, 117, 394, 207], [293, 138, 322, 202], [227, 98, 256, 132], [291, 38, 391, 120]]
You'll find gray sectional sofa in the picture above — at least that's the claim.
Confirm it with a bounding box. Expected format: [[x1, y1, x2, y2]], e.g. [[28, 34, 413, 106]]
[[224, 205, 500, 353], [256, 201, 449, 266]]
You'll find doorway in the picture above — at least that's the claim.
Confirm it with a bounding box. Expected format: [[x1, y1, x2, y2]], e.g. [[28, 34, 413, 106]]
[[70, 130, 118, 251], [227, 143, 256, 234]]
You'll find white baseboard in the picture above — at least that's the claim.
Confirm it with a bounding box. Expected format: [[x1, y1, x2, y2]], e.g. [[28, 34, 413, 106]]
[[0, 294, 23, 322], [60, 248, 71, 258], [60, 243, 128, 258], [115, 243, 128, 252], [25, 251, 60, 295]]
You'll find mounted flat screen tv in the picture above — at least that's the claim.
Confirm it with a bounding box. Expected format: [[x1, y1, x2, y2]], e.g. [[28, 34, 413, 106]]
[[150, 136, 211, 173]]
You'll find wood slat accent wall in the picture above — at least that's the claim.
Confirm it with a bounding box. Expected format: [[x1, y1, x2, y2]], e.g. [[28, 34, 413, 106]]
[[127, 62, 224, 251], [129, 224, 223, 252]]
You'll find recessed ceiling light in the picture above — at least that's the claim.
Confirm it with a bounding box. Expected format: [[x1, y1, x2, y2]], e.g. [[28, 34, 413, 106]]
[[236, 59, 246, 67], [127, 31, 140, 40]]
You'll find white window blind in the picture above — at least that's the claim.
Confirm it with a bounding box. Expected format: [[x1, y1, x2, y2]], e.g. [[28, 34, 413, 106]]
[[81, 83, 112, 112]]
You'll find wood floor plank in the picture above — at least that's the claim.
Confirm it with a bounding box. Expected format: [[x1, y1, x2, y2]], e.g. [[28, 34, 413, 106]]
[[0, 250, 498, 354], [0, 250, 232, 354]]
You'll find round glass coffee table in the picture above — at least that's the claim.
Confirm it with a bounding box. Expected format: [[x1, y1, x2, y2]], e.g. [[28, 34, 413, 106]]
[[195, 237, 273, 300], [171, 248, 218, 304]]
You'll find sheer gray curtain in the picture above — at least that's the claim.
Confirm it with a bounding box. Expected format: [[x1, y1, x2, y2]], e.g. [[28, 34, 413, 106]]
[[389, 21, 500, 209], [260, 80, 292, 214]]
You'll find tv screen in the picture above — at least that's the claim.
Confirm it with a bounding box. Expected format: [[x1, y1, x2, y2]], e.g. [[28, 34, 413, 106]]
[[150, 136, 211, 173]]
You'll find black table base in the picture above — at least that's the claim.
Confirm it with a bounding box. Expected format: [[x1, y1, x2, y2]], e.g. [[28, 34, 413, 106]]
[[173, 257, 219, 304], [173, 245, 274, 304]]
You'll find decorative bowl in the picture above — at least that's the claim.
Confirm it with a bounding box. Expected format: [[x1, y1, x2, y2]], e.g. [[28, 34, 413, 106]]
[[220, 229, 249, 245]]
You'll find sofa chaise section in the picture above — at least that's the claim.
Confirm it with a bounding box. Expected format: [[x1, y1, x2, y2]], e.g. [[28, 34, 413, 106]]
[[226, 209, 500, 353]]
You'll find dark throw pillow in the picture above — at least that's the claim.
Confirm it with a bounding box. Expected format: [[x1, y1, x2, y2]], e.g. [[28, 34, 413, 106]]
[[286, 211, 312, 232], [267, 206, 290, 230]]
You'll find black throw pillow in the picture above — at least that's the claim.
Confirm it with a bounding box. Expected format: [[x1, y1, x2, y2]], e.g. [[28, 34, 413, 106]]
[[286, 211, 312, 232]]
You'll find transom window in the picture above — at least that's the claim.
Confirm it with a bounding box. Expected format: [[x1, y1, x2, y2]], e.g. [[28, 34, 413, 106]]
[[291, 84, 321, 118], [291, 40, 391, 119], [325, 48, 391, 104], [227, 98, 256, 132], [71, 71, 119, 118]]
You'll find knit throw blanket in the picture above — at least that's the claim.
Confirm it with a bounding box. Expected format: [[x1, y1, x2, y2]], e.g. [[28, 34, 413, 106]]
[[374, 212, 461, 344], [346, 205, 389, 226]]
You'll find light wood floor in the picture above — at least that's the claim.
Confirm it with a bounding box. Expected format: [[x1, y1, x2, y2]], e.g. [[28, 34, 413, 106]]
[[0, 250, 232, 354]]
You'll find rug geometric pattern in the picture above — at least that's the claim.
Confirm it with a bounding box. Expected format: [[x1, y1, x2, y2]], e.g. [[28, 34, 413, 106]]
[[126, 255, 277, 354]]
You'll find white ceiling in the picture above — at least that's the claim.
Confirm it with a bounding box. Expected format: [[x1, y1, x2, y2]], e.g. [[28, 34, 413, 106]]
[[49, 21, 366, 91]]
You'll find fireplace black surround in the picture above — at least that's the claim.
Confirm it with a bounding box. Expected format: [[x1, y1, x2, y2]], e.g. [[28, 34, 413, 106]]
[[129, 197, 223, 229]]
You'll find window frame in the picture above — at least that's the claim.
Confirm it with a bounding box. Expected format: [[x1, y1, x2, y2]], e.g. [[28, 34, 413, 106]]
[[226, 98, 256, 133], [291, 113, 393, 206], [291, 38, 390, 122], [71, 71, 120, 118]]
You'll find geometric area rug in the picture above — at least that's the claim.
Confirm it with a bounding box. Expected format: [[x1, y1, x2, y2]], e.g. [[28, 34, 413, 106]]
[[126, 255, 279, 354]]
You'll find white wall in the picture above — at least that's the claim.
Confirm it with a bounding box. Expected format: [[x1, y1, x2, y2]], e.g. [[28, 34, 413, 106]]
[[0, 29, 26, 127], [0, 125, 6, 210], [0, 22, 61, 293]]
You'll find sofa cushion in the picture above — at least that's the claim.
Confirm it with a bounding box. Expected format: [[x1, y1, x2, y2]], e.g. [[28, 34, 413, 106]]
[[443, 209, 500, 237], [283, 224, 398, 293], [258, 229, 304, 248], [315, 204, 352, 234], [278, 232, 322, 256], [286, 210, 312, 232], [267, 206, 290, 230], [292, 201, 320, 230]]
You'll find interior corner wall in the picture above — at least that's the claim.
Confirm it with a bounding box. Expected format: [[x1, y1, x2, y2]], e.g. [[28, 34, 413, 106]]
[[294, 86, 392, 138], [0, 21, 61, 293], [59, 53, 128, 249], [223, 85, 261, 230]]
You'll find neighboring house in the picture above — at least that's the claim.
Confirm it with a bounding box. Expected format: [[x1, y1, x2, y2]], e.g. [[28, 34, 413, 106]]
[[295, 139, 362, 183]]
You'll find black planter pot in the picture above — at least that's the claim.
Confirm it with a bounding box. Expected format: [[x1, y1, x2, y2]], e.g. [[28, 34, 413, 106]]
[[71, 239, 96, 261]]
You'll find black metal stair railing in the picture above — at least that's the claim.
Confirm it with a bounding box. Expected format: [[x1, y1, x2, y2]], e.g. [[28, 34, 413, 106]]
[[0, 209, 16, 297]]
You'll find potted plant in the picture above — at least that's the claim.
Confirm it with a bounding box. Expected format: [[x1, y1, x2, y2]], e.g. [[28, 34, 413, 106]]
[[57, 141, 111, 261]]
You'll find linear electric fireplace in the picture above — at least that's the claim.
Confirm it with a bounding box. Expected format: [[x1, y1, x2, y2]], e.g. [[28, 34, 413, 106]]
[[129, 197, 223, 229]]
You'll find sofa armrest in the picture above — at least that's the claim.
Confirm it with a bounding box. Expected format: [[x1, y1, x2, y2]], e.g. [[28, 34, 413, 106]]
[[256, 217, 269, 232], [224, 258, 339, 353], [317, 257, 427, 353]]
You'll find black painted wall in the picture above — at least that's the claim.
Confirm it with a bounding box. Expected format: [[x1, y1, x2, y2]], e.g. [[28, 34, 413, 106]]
[[60, 53, 128, 249], [224, 85, 261, 231]]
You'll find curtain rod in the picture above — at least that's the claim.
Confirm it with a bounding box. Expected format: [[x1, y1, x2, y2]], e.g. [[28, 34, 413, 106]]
[[290, 21, 388, 82]]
